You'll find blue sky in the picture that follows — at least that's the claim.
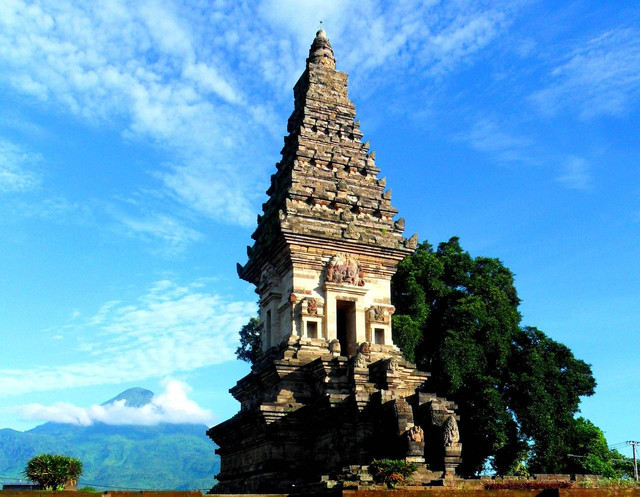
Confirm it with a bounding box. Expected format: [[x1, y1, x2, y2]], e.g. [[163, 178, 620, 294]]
[[1, 0, 639, 458]]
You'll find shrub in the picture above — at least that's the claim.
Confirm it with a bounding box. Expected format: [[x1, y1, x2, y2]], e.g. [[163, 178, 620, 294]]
[[24, 453, 83, 490], [369, 459, 418, 488], [484, 481, 572, 490]]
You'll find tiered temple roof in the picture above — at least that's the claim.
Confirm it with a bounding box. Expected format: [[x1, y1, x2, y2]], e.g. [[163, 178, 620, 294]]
[[238, 30, 416, 285]]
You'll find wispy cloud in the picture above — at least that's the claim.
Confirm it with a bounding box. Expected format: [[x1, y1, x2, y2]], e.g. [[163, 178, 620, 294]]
[[0, 138, 41, 193], [0, 0, 255, 225], [531, 28, 640, 118], [463, 117, 535, 163], [461, 118, 594, 192], [15, 379, 214, 426], [0, 279, 255, 396], [556, 156, 592, 190], [0, 0, 521, 228], [117, 212, 203, 255], [16, 195, 93, 223]]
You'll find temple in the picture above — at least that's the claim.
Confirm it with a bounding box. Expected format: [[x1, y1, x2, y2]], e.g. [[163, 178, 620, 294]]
[[207, 31, 462, 493]]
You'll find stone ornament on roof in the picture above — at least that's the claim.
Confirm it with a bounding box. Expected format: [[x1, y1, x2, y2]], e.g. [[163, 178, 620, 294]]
[[309, 30, 336, 68], [326, 254, 365, 286]]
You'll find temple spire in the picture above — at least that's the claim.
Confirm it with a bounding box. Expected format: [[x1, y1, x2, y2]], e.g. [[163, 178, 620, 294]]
[[308, 29, 335, 69]]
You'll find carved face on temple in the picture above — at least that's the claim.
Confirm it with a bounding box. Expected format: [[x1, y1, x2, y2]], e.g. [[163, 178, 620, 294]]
[[325, 254, 365, 286]]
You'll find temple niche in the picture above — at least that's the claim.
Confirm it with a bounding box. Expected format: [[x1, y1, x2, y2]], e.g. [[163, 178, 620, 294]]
[[207, 30, 462, 493]]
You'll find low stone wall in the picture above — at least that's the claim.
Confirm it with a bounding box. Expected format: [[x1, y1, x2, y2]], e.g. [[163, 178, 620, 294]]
[[212, 486, 640, 497], [0, 492, 203, 497], [341, 490, 640, 497], [3, 487, 640, 497]]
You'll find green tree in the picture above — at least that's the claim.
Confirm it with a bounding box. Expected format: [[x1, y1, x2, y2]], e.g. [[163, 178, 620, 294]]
[[236, 316, 261, 364], [391, 237, 601, 475], [564, 418, 619, 477], [24, 454, 83, 490]]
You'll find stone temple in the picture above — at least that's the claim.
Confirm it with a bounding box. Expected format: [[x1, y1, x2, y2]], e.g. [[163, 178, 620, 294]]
[[207, 31, 462, 493]]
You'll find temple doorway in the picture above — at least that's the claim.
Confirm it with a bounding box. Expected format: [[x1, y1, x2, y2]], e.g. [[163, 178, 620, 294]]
[[336, 300, 356, 357]]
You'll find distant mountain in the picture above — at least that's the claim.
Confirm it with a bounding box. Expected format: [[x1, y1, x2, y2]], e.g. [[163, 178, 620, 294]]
[[101, 387, 155, 407], [0, 389, 219, 490]]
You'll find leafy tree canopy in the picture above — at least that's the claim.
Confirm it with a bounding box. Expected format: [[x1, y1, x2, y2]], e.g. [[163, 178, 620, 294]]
[[391, 238, 609, 476], [24, 453, 83, 490], [236, 316, 261, 364]]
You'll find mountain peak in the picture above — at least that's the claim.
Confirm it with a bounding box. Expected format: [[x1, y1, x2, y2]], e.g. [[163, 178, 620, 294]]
[[102, 387, 154, 407]]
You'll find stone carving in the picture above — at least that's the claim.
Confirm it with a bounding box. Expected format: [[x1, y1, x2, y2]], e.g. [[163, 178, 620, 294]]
[[393, 398, 414, 436], [326, 254, 365, 286], [394, 398, 412, 416], [359, 342, 371, 355], [354, 352, 368, 368], [329, 339, 341, 355], [340, 210, 354, 222], [406, 233, 418, 249], [387, 357, 399, 372], [343, 222, 360, 240], [306, 298, 318, 315], [260, 263, 280, 288], [406, 425, 424, 443], [367, 305, 385, 322], [309, 30, 336, 68], [443, 415, 460, 447]]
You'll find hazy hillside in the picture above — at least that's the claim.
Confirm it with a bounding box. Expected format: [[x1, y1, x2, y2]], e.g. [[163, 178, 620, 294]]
[[0, 389, 219, 490]]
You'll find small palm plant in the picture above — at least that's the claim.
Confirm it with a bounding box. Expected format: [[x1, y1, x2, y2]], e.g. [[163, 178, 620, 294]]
[[368, 459, 417, 488], [24, 454, 83, 490]]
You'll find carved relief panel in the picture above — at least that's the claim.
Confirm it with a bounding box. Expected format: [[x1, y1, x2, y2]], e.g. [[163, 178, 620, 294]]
[[326, 254, 365, 286]]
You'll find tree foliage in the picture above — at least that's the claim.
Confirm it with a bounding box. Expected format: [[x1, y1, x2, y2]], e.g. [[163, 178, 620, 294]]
[[391, 238, 604, 475], [236, 316, 261, 364], [24, 453, 83, 490]]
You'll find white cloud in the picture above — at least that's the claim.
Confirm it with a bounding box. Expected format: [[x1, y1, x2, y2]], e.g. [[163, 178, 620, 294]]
[[0, 0, 254, 225], [556, 156, 592, 191], [255, 0, 515, 89], [0, 280, 255, 396], [463, 118, 535, 163], [117, 212, 203, 255], [16, 379, 214, 426], [17, 195, 93, 222], [0, 0, 520, 227], [0, 138, 41, 193], [531, 28, 640, 118], [462, 119, 594, 192]]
